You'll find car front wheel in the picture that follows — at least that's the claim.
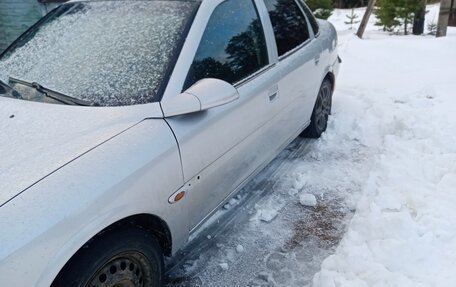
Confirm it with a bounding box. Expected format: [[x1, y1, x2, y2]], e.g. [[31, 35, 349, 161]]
[[52, 227, 163, 287]]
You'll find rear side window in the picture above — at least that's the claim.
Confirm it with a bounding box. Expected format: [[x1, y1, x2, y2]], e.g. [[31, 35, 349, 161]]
[[298, 0, 320, 36], [183, 0, 268, 90], [263, 0, 310, 57]]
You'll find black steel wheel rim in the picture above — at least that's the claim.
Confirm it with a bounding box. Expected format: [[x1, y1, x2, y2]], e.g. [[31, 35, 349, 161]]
[[87, 251, 153, 287]]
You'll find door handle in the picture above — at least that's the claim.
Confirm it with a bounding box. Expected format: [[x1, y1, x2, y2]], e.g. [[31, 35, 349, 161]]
[[268, 85, 279, 103], [314, 55, 320, 65], [269, 91, 278, 102]]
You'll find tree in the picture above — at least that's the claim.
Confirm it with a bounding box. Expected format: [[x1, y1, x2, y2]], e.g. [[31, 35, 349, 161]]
[[375, 0, 400, 31], [413, 0, 427, 35], [427, 21, 438, 35], [374, 0, 423, 34], [306, 0, 334, 19], [345, 8, 360, 29], [397, 0, 422, 34], [357, 0, 377, 38]]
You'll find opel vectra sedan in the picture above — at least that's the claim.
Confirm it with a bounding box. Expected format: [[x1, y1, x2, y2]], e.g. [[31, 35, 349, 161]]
[[0, 0, 340, 285]]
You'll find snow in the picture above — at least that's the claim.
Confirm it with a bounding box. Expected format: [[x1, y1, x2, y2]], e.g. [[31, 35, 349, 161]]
[[299, 193, 318, 207], [251, 200, 282, 222], [313, 5, 456, 287], [0, 96, 159, 206], [219, 262, 229, 271], [166, 4, 456, 287]]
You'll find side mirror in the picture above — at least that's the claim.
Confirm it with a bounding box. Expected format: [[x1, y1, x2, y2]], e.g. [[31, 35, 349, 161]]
[[161, 78, 239, 117]]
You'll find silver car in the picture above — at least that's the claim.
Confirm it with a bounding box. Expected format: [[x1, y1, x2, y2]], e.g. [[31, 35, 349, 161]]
[[0, 0, 340, 286]]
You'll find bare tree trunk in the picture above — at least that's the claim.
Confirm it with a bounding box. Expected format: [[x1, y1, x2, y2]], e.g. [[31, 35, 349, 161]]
[[356, 0, 377, 38], [404, 16, 409, 35], [450, 0, 455, 26], [413, 0, 427, 35], [437, 0, 452, 37]]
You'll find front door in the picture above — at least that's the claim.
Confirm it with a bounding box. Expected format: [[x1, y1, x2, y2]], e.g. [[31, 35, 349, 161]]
[[165, 0, 286, 230]]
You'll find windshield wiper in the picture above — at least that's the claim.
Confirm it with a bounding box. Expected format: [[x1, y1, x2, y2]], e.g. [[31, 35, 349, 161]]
[[0, 79, 23, 99], [8, 77, 93, 106]]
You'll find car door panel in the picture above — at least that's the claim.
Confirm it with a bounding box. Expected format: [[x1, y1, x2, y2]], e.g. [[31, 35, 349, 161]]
[[277, 40, 323, 125], [262, 0, 322, 129], [166, 66, 282, 229], [166, 0, 321, 230], [165, 0, 298, 230]]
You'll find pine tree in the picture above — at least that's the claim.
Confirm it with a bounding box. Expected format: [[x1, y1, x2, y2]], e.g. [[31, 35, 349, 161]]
[[375, 0, 423, 34], [427, 21, 438, 35], [396, 0, 422, 34], [306, 0, 334, 20], [375, 0, 400, 32], [345, 8, 360, 29]]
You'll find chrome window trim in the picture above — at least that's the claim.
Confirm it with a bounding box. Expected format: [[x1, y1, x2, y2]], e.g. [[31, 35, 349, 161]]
[[234, 63, 276, 88]]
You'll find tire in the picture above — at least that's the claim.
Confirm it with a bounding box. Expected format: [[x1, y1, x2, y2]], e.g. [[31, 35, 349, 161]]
[[52, 227, 164, 287], [301, 79, 333, 138]]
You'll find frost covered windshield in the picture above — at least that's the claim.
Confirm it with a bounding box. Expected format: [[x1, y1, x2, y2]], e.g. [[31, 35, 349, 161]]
[[0, 1, 199, 106]]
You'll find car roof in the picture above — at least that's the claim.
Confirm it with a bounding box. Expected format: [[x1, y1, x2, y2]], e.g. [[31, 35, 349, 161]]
[[67, 0, 201, 3]]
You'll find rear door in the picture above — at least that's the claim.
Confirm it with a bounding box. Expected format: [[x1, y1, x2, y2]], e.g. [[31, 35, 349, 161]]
[[165, 0, 285, 230], [262, 0, 321, 127]]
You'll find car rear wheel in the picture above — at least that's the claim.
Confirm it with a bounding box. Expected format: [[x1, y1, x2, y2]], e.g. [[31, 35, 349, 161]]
[[301, 79, 333, 138], [52, 227, 163, 287]]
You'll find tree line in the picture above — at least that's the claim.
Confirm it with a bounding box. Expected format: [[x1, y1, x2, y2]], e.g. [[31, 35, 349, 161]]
[[305, 0, 432, 35]]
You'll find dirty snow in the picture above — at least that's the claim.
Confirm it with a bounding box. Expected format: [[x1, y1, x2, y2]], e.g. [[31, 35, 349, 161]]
[[166, 131, 370, 286], [165, 4, 456, 287]]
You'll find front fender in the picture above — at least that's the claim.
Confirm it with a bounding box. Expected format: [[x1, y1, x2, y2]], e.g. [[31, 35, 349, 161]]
[[0, 119, 186, 287]]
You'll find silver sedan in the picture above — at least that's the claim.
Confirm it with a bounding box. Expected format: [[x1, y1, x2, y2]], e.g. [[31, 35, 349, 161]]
[[0, 0, 340, 286]]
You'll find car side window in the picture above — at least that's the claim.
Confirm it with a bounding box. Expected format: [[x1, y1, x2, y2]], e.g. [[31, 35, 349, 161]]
[[263, 0, 310, 57], [298, 0, 320, 36], [183, 0, 269, 90]]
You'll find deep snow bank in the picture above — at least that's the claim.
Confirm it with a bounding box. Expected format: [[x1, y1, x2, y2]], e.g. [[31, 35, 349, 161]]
[[313, 7, 456, 287]]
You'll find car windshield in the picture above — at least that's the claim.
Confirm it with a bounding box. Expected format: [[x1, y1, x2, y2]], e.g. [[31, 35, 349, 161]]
[[0, 1, 199, 106]]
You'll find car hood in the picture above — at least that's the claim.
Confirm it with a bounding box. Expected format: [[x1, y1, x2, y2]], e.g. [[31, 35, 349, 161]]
[[0, 97, 163, 207]]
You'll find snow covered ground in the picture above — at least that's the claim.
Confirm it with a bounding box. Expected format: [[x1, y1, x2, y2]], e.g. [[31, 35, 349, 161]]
[[314, 5, 456, 287], [166, 5, 456, 287]]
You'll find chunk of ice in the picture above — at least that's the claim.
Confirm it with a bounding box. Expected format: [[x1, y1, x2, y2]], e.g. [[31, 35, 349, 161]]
[[299, 193, 317, 207]]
